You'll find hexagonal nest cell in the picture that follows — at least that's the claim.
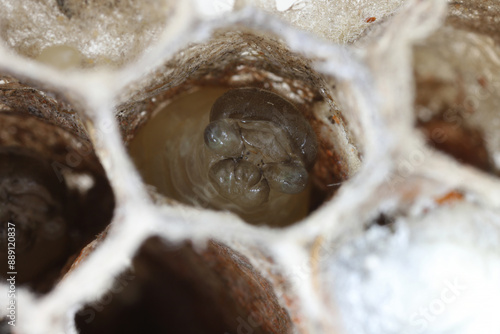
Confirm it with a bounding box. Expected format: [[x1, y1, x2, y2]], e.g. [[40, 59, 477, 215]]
[[122, 30, 362, 227], [0, 76, 115, 293]]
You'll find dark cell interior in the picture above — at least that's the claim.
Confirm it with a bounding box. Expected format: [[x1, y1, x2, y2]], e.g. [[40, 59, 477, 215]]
[[414, 75, 495, 174], [75, 238, 292, 334], [0, 75, 116, 293], [0, 319, 12, 334], [0, 148, 115, 293], [417, 116, 493, 173]]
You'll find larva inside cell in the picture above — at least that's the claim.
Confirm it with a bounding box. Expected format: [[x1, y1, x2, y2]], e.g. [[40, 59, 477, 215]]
[[0, 150, 70, 285], [129, 87, 318, 226], [0, 110, 116, 292]]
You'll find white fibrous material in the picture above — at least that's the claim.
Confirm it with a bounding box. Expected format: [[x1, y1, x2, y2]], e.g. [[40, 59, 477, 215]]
[[330, 203, 500, 334], [256, 0, 407, 43], [0, 0, 172, 67]]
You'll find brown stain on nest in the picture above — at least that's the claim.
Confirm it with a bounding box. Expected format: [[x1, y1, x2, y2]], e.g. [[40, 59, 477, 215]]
[[415, 76, 494, 173], [418, 117, 492, 172], [435, 190, 464, 205], [477, 76, 488, 88], [309, 114, 348, 190], [328, 114, 341, 125]]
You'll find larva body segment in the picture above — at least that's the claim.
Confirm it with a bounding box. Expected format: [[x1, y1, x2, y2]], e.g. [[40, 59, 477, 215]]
[[210, 88, 317, 169], [208, 159, 270, 208], [204, 119, 244, 157]]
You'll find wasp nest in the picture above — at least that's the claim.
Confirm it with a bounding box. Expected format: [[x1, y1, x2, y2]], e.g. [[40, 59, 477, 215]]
[[1, 0, 500, 334]]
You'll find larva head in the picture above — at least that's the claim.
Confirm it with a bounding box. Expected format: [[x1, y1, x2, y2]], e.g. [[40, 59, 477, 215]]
[[204, 88, 318, 207]]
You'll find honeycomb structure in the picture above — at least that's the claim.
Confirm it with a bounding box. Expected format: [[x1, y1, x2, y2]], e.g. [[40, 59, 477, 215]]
[[1, 1, 500, 334]]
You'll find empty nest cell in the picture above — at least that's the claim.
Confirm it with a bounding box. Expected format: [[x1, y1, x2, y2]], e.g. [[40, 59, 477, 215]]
[[75, 238, 292, 334]]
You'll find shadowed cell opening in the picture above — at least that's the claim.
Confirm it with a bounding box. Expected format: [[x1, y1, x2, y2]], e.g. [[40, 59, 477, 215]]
[[0, 113, 115, 294], [75, 238, 292, 334]]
